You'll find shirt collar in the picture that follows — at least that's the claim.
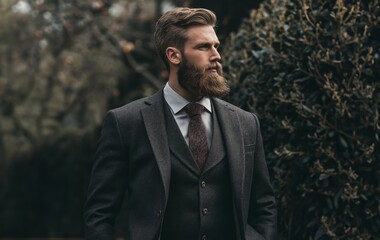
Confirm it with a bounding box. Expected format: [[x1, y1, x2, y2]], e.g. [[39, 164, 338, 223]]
[[163, 83, 212, 114]]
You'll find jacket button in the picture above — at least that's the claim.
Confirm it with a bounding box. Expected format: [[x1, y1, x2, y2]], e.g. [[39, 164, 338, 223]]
[[202, 208, 208, 215], [202, 234, 207, 240], [157, 210, 162, 217], [200, 181, 207, 188]]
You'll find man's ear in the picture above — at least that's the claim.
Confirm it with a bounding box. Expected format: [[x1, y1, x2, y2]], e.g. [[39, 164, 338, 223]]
[[166, 47, 181, 65]]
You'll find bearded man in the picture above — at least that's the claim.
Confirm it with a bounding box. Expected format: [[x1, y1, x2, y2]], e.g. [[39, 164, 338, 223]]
[[84, 7, 277, 240]]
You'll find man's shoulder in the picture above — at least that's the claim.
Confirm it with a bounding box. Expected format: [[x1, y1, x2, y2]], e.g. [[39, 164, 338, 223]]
[[112, 90, 163, 111], [112, 97, 149, 113], [213, 98, 255, 117], [108, 90, 163, 120], [213, 98, 261, 133]]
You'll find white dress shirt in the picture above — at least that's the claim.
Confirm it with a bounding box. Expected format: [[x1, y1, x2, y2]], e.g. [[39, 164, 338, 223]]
[[163, 83, 212, 148]]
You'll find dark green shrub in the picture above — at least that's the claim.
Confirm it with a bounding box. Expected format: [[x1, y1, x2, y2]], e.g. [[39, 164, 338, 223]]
[[223, 0, 380, 239], [0, 130, 97, 237]]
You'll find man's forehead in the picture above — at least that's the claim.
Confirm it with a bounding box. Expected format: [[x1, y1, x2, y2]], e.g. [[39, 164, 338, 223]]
[[185, 25, 219, 43]]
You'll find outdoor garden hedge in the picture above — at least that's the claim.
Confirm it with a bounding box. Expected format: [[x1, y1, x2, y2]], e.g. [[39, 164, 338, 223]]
[[223, 0, 380, 239]]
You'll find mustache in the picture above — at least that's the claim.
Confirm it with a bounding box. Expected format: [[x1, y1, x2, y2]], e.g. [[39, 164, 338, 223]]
[[205, 62, 223, 75]]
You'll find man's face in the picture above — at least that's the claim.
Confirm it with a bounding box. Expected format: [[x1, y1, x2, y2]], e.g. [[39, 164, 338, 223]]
[[177, 25, 229, 99]]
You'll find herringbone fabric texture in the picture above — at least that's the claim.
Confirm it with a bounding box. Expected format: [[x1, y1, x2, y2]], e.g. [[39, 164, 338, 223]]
[[184, 103, 208, 170]]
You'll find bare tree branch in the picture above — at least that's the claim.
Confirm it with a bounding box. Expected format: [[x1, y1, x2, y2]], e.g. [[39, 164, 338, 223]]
[[124, 52, 163, 89]]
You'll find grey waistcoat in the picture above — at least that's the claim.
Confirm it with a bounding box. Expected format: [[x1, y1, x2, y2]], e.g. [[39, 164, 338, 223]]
[[160, 101, 235, 240]]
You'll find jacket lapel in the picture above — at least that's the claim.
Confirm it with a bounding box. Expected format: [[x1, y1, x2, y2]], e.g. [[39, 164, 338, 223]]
[[141, 93, 245, 229], [141, 90, 171, 201], [212, 98, 245, 230], [163, 101, 200, 175], [202, 109, 226, 174]]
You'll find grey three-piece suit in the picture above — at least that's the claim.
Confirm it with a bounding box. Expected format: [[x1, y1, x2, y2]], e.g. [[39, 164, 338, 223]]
[[84, 90, 277, 240]]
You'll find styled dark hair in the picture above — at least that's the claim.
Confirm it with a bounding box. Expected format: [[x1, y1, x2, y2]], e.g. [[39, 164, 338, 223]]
[[154, 7, 217, 70]]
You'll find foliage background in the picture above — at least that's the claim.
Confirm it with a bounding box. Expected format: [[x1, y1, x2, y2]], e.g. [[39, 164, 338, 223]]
[[224, 0, 380, 239], [1, 0, 379, 239]]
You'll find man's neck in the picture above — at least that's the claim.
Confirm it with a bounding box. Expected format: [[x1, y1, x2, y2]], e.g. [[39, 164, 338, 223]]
[[167, 79, 201, 102]]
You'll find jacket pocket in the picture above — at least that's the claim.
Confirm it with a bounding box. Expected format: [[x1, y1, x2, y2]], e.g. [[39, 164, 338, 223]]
[[244, 143, 256, 154]]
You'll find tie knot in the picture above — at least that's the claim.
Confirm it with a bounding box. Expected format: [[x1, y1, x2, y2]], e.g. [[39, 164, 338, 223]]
[[184, 103, 205, 117]]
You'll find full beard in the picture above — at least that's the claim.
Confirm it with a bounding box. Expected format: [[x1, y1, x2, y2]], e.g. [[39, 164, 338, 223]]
[[177, 58, 230, 99]]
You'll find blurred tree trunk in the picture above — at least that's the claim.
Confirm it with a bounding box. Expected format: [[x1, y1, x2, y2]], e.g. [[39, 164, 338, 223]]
[[155, 0, 163, 20]]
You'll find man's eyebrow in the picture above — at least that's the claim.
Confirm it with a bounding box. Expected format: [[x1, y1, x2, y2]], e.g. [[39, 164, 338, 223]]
[[194, 41, 220, 47]]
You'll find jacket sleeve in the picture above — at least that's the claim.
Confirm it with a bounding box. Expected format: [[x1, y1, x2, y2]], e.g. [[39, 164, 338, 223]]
[[246, 114, 277, 240], [83, 111, 128, 240]]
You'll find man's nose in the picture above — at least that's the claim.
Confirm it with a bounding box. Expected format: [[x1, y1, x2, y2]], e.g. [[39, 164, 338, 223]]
[[210, 47, 221, 62]]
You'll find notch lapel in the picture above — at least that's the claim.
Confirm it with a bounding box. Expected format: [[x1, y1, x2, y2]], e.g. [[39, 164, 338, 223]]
[[163, 101, 200, 175], [212, 98, 245, 228], [141, 90, 171, 201], [202, 110, 226, 174]]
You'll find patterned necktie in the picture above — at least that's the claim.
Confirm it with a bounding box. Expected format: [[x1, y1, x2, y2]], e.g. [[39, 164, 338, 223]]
[[184, 103, 208, 171]]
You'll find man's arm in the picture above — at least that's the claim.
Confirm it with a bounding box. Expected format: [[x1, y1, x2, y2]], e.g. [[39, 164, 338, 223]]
[[246, 114, 277, 240], [84, 111, 128, 240]]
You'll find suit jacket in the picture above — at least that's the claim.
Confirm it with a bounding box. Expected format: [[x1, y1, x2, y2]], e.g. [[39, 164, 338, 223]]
[[84, 90, 277, 240]]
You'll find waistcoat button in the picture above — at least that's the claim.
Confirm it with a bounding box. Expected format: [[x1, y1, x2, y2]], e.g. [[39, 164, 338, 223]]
[[202, 208, 208, 215], [202, 234, 207, 240], [201, 181, 207, 188]]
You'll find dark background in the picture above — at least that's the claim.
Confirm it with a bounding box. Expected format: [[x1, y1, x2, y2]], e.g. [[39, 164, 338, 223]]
[[1, 0, 379, 239]]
